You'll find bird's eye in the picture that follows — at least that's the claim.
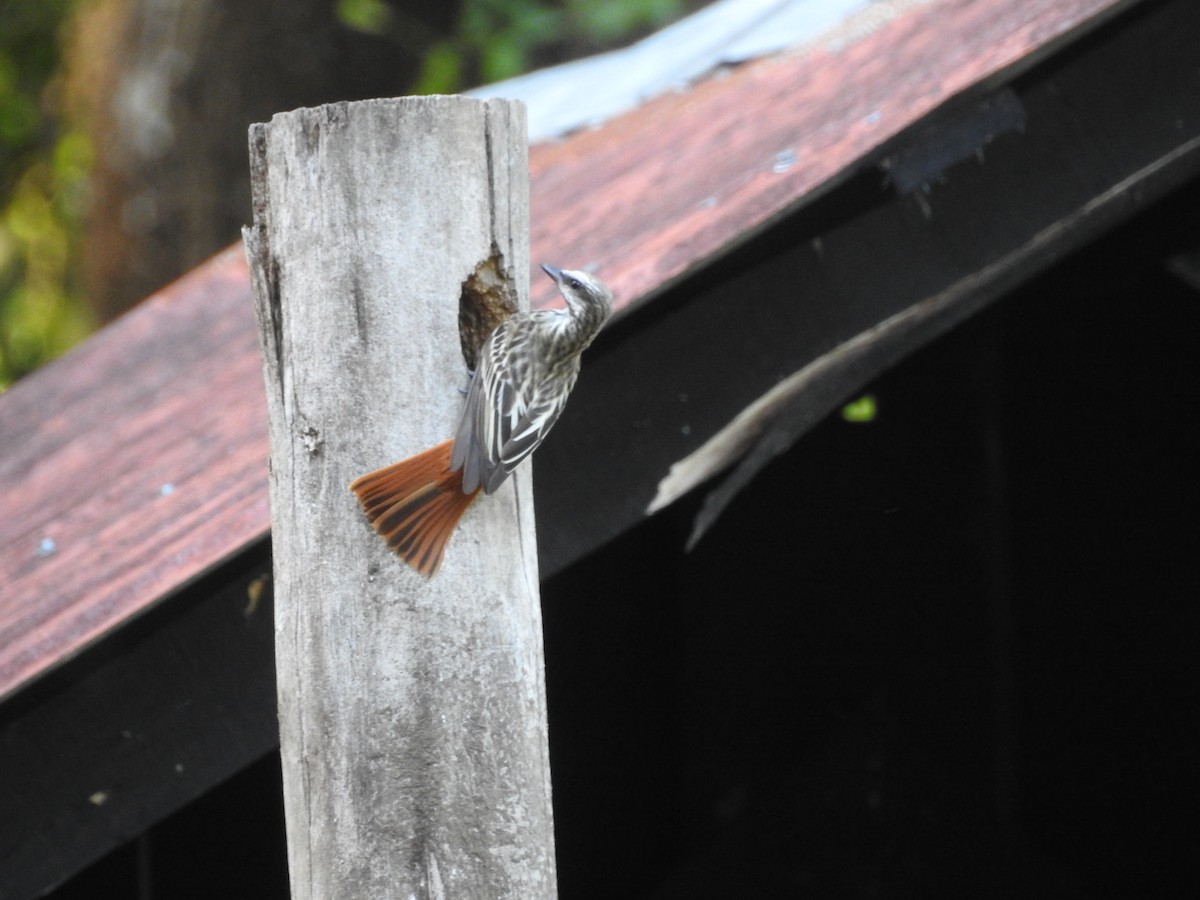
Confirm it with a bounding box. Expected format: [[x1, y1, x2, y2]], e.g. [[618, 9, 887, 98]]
[[568, 278, 583, 290]]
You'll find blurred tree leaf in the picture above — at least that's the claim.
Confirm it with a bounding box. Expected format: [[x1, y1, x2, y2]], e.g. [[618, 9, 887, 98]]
[[574, 0, 679, 44], [336, 0, 394, 35], [414, 0, 688, 94], [841, 394, 879, 424], [1, 0, 92, 389], [415, 40, 465, 96]]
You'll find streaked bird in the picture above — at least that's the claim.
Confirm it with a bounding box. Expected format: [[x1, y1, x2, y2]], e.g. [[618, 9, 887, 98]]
[[350, 264, 613, 576]]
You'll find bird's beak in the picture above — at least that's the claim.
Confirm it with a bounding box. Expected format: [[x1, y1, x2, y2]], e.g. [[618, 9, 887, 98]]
[[541, 264, 564, 283]]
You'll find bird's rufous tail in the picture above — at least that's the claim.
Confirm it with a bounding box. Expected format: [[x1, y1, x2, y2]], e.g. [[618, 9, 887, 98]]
[[349, 439, 481, 577]]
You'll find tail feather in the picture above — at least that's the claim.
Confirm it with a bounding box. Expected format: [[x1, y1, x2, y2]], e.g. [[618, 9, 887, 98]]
[[349, 439, 481, 577]]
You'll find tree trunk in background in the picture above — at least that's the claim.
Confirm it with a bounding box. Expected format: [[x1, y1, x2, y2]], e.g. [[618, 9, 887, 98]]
[[66, 0, 458, 323]]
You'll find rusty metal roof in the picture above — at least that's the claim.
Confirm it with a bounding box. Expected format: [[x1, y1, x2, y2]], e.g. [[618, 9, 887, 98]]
[[0, 0, 1137, 702]]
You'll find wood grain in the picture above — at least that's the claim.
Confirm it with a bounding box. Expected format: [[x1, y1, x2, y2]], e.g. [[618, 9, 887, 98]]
[[245, 97, 555, 900]]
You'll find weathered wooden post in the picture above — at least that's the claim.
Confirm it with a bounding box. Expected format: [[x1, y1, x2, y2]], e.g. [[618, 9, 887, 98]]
[[243, 97, 556, 899]]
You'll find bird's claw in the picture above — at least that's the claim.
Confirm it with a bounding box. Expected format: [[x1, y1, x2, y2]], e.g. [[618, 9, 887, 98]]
[[458, 368, 476, 396]]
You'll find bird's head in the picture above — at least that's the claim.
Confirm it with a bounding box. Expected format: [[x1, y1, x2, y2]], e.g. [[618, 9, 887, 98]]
[[541, 264, 613, 323]]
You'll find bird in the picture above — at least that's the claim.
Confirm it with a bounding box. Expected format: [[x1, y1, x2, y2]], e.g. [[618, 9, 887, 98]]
[[349, 263, 613, 576]]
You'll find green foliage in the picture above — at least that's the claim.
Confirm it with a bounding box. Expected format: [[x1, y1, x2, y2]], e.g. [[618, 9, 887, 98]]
[[576, 0, 681, 43], [335, 0, 395, 35], [0, 0, 92, 390], [841, 394, 878, 423], [407, 0, 687, 94], [2, 0, 690, 388]]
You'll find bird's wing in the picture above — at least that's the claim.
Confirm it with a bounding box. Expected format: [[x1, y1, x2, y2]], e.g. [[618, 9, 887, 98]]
[[452, 315, 574, 494]]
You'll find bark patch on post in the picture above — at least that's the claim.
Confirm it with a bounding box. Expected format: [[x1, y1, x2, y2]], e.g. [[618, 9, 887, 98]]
[[459, 246, 519, 373]]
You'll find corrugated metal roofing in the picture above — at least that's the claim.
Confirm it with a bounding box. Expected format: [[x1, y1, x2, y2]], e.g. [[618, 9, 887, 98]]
[[471, 0, 929, 142]]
